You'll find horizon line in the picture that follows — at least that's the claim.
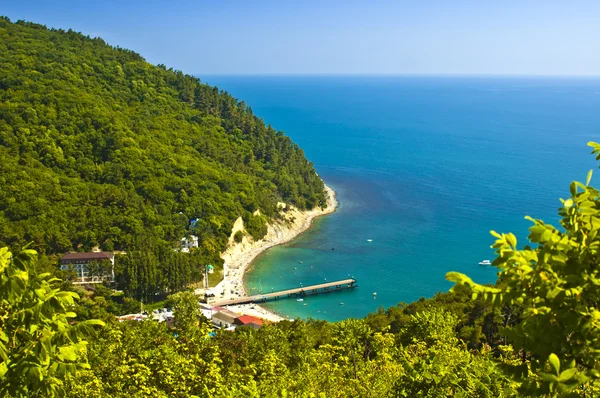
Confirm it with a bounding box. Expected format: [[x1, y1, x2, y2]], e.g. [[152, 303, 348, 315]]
[[195, 72, 600, 79]]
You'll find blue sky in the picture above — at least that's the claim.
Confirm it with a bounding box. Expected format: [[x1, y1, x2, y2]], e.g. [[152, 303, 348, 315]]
[[3, 1, 599, 76]]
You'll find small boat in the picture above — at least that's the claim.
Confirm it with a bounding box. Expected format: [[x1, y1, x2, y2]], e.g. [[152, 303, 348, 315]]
[[297, 298, 304, 302], [479, 260, 492, 266], [367, 239, 373, 242], [299, 261, 303, 264], [339, 302, 344, 305], [373, 292, 377, 296]]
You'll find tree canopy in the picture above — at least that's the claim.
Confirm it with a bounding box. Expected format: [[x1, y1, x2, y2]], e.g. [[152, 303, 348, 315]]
[[0, 247, 103, 397], [3, 15, 600, 398], [0, 17, 326, 262]]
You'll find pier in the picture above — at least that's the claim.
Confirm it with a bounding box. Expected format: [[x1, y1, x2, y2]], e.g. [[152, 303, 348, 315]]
[[210, 278, 357, 306]]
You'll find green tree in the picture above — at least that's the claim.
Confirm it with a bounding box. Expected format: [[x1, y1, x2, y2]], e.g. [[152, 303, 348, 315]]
[[233, 230, 244, 243], [393, 308, 514, 397], [0, 247, 104, 397], [447, 142, 600, 396], [0, 16, 328, 302], [169, 291, 202, 340]]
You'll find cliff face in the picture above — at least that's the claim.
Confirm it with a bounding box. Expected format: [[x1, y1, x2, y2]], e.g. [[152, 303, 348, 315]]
[[220, 185, 337, 272], [0, 18, 326, 264]]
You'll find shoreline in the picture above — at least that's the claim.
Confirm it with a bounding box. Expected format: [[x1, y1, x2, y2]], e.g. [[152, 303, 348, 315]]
[[213, 183, 338, 323]]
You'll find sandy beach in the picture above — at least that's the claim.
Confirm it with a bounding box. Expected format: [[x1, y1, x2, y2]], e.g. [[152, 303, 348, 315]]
[[210, 183, 338, 322]]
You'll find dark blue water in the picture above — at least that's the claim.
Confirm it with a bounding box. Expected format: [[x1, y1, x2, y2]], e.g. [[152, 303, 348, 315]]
[[202, 76, 600, 321]]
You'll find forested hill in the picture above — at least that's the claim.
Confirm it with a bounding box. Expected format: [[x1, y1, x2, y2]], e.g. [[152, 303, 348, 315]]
[[0, 17, 326, 258]]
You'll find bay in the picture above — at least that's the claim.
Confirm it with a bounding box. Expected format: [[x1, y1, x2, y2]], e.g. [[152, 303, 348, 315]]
[[202, 76, 600, 322]]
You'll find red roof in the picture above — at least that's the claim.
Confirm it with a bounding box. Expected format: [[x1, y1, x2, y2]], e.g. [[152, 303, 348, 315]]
[[235, 315, 262, 326], [61, 252, 114, 261]]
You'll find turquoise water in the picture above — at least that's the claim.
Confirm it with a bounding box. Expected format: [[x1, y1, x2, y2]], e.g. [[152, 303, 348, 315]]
[[203, 76, 600, 322]]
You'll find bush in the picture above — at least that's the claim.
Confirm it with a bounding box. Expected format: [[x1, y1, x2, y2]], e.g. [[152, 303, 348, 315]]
[[245, 214, 268, 241], [233, 230, 244, 243]]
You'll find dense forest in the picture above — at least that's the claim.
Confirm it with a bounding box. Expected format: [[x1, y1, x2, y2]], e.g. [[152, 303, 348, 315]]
[[3, 145, 600, 396], [0, 17, 326, 295], [2, 16, 600, 397]]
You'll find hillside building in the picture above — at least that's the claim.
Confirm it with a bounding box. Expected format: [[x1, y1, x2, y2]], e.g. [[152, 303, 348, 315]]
[[60, 251, 115, 284], [211, 310, 238, 328], [180, 235, 199, 252]]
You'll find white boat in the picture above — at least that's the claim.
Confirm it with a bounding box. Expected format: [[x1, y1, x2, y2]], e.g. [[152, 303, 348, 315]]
[[297, 298, 304, 302], [478, 260, 492, 266], [367, 239, 373, 242]]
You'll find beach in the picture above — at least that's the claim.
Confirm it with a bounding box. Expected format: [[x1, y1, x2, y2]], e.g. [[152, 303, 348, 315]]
[[211, 183, 338, 322]]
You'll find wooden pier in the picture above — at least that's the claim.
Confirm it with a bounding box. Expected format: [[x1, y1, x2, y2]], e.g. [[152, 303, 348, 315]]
[[210, 278, 357, 306]]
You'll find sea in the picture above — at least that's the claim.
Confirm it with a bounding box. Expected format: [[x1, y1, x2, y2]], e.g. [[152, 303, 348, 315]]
[[202, 75, 600, 322]]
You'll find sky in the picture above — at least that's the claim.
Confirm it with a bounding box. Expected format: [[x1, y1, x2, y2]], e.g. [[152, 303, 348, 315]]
[[3, 1, 599, 76]]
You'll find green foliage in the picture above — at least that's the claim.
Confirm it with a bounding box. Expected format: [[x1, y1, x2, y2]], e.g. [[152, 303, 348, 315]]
[[233, 230, 244, 243], [5, 15, 600, 398], [447, 143, 600, 395], [244, 213, 268, 241], [61, 310, 516, 398], [394, 308, 514, 397], [0, 17, 327, 296], [70, 285, 123, 321], [169, 291, 203, 341], [365, 285, 516, 351], [121, 297, 142, 315], [0, 247, 103, 397], [114, 248, 204, 302], [399, 306, 458, 345]]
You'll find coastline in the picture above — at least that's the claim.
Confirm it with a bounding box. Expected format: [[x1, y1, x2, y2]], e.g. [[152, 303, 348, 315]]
[[213, 183, 338, 322]]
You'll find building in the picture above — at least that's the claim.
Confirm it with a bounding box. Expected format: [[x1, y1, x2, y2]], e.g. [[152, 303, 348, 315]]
[[234, 315, 263, 329], [60, 251, 115, 284], [211, 310, 238, 328], [180, 235, 199, 253]]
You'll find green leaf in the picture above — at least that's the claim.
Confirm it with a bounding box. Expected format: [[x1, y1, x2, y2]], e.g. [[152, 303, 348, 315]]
[[81, 319, 105, 327], [570, 181, 577, 196], [539, 372, 559, 382], [548, 353, 560, 375], [558, 368, 578, 382], [506, 233, 517, 247], [546, 288, 561, 299], [58, 346, 78, 362], [445, 272, 471, 284], [563, 198, 574, 208]]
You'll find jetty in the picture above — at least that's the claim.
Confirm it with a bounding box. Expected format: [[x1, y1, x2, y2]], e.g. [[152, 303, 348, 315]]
[[210, 278, 357, 306]]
